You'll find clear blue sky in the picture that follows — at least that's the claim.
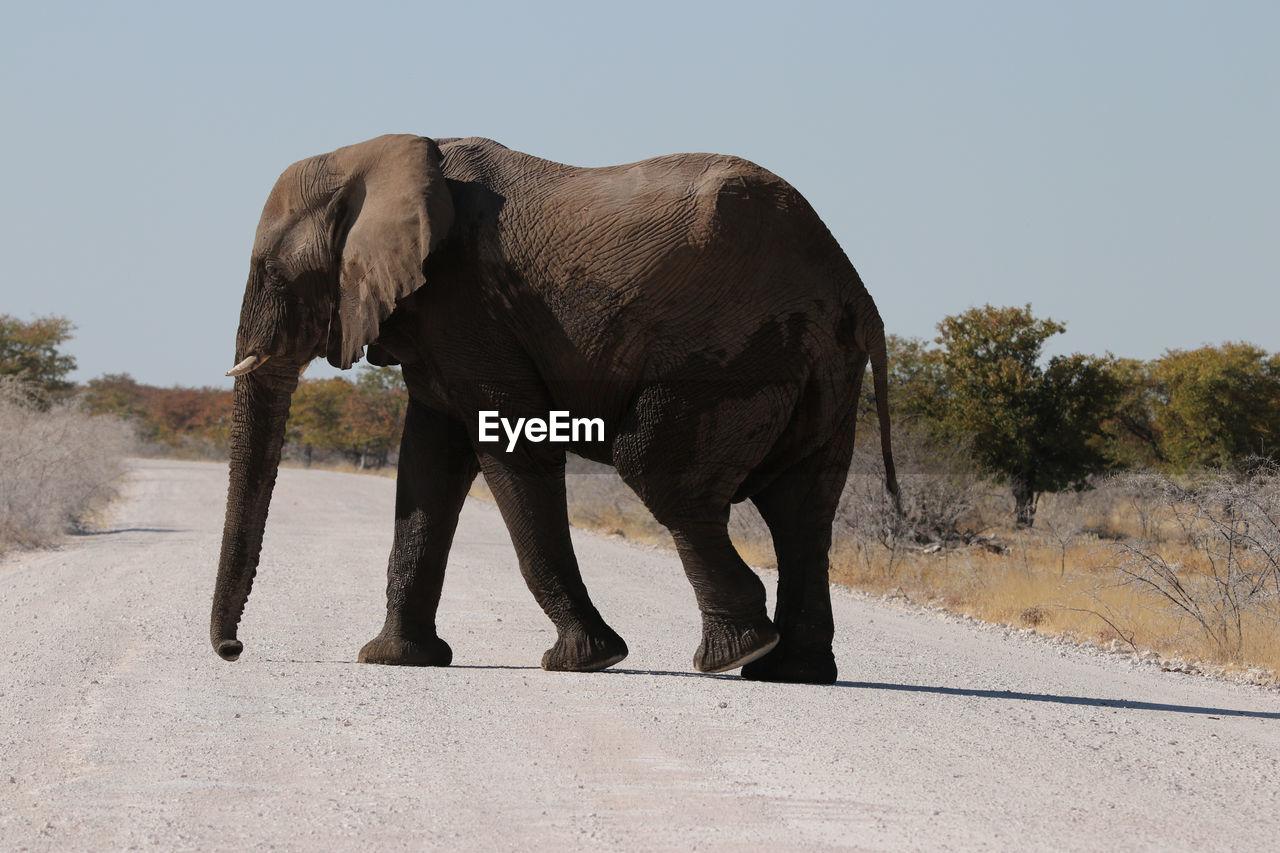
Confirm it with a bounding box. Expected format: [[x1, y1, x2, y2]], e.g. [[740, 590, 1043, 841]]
[[2, 1, 1276, 388]]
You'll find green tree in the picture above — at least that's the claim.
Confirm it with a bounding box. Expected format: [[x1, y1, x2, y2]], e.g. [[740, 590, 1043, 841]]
[[0, 314, 77, 393], [286, 367, 406, 468], [1151, 343, 1280, 468], [932, 304, 1122, 527], [1101, 357, 1165, 470], [150, 386, 234, 449], [288, 378, 356, 464]]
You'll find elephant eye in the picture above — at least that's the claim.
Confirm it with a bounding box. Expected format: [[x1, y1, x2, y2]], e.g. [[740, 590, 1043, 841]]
[[261, 259, 287, 286]]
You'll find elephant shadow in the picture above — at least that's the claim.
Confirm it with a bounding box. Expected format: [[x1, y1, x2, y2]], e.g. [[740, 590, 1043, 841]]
[[263, 659, 1276, 719], [611, 669, 1280, 719], [831, 680, 1280, 720], [71, 527, 188, 536]]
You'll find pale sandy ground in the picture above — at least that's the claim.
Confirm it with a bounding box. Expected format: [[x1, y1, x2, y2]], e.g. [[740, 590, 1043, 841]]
[[2, 458, 1278, 851]]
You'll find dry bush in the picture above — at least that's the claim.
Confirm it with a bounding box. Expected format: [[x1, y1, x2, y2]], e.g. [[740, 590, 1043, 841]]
[[0, 377, 134, 552], [836, 428, 995, 578], [824, 452, 1280, 678], [1114, 462, 1280, 663], [1032, 486, 1133, 574], [1033, 491, 1089, 574]]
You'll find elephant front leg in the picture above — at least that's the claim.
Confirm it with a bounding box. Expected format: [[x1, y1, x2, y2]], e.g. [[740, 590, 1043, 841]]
[[479, 450, 627, 672], [360, 399, 478, 666]]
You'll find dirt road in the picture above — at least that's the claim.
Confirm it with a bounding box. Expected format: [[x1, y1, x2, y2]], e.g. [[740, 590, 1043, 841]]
[[2, 459, 1278, 851]]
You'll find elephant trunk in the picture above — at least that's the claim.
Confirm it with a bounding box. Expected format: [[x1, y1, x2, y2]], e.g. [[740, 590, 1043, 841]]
[[210, 361, 299, 661]]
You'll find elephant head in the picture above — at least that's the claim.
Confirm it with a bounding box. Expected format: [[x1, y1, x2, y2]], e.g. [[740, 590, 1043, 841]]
[[211, 135, 455, 661]]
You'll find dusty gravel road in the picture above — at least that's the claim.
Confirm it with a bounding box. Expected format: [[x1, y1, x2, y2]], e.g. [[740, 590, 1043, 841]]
[[2, 459, 1279, 851]]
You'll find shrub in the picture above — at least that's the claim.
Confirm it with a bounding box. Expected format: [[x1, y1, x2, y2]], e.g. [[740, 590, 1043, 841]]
[[0, 377, 134, 552], [837, 426, 995, 576], [1115, 461, 1280, 662]]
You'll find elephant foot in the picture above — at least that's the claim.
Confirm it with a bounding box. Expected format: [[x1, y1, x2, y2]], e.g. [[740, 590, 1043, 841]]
[[741, 644, 837, 685], [358, 632, 453, 667], [541, 623, 628, 672], [694, 614, 780, 674]]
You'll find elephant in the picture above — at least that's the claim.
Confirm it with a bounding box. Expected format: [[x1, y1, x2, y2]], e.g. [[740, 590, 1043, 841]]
[[211, 134, 898, 685]]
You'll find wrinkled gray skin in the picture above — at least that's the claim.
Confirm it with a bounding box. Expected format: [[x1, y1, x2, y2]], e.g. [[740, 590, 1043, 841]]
[[212, 135, 897, 684]]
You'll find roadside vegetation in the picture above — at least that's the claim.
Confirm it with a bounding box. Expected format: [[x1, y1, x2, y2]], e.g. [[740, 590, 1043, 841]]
[[822, 449, 1280, 684], [1, 314, 405, 554], [834, 306, 1280, 680], [0, 317, 132, 553], [8, 307, 1280, 681], [82, 365, 406, 469]]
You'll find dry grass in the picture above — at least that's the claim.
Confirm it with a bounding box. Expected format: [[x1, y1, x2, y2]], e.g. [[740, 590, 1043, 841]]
[[820, 477, 1280, 683], [0, 378, 134, 554], [822, 535, 1280, 683]]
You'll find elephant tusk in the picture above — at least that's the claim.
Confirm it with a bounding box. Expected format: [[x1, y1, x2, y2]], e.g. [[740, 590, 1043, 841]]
[[226, 354, 270, 377]]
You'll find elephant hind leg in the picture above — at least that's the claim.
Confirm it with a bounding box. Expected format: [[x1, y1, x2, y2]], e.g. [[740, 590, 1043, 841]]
[[741, 429, 855, 685], [664, 511, 780, 674], [612, 385, 782, 674]]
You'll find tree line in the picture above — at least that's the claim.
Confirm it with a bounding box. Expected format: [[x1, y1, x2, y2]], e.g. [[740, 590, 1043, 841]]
[[1, 314, 407, 469], [5, 310, 1280, 511], [865, 304, 1280, 526], [79, 369, 407, 469]]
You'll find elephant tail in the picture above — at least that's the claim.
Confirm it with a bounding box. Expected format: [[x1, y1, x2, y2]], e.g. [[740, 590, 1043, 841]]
[[867, 328, 902, 513]]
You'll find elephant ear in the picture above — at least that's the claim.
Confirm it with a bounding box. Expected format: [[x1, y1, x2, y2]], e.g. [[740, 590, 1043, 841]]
[[326, 135, 455, 369]]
